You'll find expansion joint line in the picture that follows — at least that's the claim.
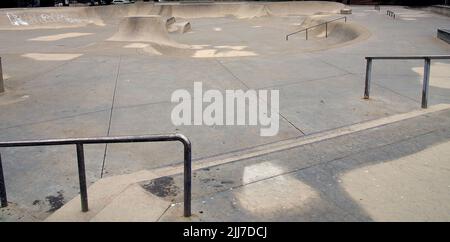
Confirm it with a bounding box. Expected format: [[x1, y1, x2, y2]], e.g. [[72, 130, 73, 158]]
[[216, 59, 305, 135], [101, 55, 122, 178]]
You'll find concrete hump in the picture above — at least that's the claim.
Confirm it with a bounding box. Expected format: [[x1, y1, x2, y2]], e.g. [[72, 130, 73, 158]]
[[296, 15, 367, 43], [108, 15, 178, 46], [165, 16, 176, 27], [168, 21, 191, 34]]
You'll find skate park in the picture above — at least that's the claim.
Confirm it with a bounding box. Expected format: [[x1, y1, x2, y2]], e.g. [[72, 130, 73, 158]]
[[0, 1, 450, 221]]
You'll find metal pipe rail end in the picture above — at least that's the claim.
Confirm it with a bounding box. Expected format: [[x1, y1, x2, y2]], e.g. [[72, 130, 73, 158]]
[[0, 133, 193, 217], [363, 55, 450, 108]]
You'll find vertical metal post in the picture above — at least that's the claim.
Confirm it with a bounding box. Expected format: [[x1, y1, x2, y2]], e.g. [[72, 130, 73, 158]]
[[364, 58, 372, 99], [422, 58, 431, 109], [76, 144, 88, 212], [183, 142, 192, 217], [0, 57, 5, 93], [306, 28, 308, 40], [325, 22, 328, 38], [0, 152, 8, 208]]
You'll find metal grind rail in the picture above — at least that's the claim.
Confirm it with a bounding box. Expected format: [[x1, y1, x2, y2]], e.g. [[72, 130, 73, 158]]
[[286, 16, 347, 41], [0, 134, 192, 217], [387, 10, 396, 19], [363, 55, 450, 109]]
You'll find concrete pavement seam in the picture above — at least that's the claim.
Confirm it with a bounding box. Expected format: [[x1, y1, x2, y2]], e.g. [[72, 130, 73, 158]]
[[101, 55, 122, 178]]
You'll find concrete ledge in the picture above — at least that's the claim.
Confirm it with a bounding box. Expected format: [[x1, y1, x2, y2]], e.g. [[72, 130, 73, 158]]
[[430, 5, 450, 17], [437, 29, 450, 44], [90, 184, 171, 222], [340, 8, 352, 15]]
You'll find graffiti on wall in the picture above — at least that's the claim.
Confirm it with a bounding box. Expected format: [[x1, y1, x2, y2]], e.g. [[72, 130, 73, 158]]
[[6, 12, 85, 26]]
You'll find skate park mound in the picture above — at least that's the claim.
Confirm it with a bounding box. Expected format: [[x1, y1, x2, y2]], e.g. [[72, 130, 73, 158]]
[[168, 21, 191, 34], [289, 15, 370, 45], [140, 14, 369, 58], [108, 15, 187, 48]]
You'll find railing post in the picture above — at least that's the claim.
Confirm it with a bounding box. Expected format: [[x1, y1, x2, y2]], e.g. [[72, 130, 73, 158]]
[[364, 58, 372, 99], [76, 144, 89, 212], [422, 58, 431, 109], [0, 57, 5, 93], [325, 22, 328, 38], [183, 141, 192, 217], [306, 28, 308, 40], [0, 152, 8, 208]]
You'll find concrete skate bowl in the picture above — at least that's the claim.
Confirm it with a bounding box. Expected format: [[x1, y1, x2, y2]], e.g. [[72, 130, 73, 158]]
[[0, 1, 370, 57], [136, 13, 370, 58], [108, 15, 188, 48]]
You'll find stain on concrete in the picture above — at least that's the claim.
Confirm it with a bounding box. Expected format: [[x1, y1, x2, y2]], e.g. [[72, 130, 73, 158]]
[[141, 176, 179, 198], [45, 190, 65, 213], [32, 200, 41, 206]]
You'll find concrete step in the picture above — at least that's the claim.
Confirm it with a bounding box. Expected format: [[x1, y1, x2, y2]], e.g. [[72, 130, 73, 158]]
[[46, 104, 450, 221], [45, 170, 158, 222], [90, 183, 171, 222]]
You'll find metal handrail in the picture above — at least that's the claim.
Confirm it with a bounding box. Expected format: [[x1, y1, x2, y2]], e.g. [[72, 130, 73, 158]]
[[0, 133, 192, 217], [363, 55, 450, 109], [286, 16, 347, 41], [387, 10, 396, 19]]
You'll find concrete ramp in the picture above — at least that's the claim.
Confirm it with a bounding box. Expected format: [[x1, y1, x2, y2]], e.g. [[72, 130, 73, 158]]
[[0, 2, 347, 29], [165, 3, 268, 19], [294, 15, 369, 44], [108, 15, 183, 47], [168, 21, 191, 34], [156, 1, 344, 19]]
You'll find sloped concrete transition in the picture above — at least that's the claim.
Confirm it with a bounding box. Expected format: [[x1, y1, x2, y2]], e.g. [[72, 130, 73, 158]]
[[0, 1, 368, 57]]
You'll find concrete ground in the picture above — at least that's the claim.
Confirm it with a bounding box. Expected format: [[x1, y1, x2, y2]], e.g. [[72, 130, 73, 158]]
[[159, 108, 450, 222], [0, 3, 449, 221]]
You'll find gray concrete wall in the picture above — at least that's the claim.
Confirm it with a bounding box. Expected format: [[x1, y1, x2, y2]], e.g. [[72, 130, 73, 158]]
[[430, 5, 450, 17]]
